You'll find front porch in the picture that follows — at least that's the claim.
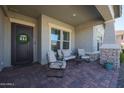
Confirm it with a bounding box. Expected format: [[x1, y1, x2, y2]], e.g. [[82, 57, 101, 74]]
[[0, 61, 118, 88], [0, 5, 122, 88]]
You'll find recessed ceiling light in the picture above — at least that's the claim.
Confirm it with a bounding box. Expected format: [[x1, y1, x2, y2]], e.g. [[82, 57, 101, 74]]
[[73, 13, 76, 17]]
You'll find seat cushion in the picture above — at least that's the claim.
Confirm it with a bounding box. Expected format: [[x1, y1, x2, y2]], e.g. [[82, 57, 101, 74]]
[[64, 55, 76, 61], [59, 61, 66, 69], [81, 56, 90, 59], [78, 49, 85, 56], [49, 61, 66, 69], [62, 50, 71, 57]]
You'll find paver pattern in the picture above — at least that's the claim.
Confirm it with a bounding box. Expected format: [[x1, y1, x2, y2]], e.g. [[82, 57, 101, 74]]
[[117, 63, 124, 88], [0, 61, 119, 88]]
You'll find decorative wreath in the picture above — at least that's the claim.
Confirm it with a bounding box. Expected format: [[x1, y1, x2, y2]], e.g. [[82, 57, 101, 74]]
[[16, 34, 30, 44]]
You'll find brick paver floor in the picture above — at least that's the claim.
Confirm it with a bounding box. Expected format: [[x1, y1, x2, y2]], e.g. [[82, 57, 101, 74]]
[[117, 63, 124, 88], [0, 61, 119, 88]]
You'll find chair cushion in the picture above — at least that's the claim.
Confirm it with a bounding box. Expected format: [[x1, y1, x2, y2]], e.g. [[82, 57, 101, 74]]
[[81, 56, 90, 59], [78, 49, 85, 56], [64, 55, 76, 61], [49, 61, 66, 69], [57, 50, 63, 58], [62, 49, 71, 57], [59, 61, 66, 69], [48, 51, 57, 62]]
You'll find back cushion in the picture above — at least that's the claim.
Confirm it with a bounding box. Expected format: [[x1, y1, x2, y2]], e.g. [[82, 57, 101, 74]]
[[78, 49, 85, 56], [57, 50, 63, 58], [62, 50, 71, 57], [48, 51, 57, 62]]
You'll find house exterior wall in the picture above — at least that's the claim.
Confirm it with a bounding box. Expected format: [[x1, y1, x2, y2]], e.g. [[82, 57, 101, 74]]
[[41, 14, 75, 64], [75, 20, 104, 52], [37, 15, 42, 63], [103, 21, 116, 44], [75, 26, 93, 52], [0, 8, 5, 70], [0, 11, 75, 68], [0, 5, 121, 70], [3, 16, 11, 67]]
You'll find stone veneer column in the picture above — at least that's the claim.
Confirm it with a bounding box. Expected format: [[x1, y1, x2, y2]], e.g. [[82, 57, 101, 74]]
[[100, 20, 121, 69]]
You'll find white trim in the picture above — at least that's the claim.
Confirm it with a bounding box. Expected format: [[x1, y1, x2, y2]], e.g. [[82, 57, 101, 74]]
[[49, 25, 52, 51], [100, 44, 120, 49], [48, 23, 72, 32], [104, 19, 115, 24], [62, 31, 71, 50], [48, 23, 72, 51], [10, 18, 35, 27], [60, 30, 63, 50]]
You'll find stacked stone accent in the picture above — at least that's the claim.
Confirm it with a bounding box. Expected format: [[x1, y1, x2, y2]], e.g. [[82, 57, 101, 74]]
[[100, 48, 120, 69]]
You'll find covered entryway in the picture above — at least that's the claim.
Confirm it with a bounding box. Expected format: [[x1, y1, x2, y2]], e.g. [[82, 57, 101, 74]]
[[11, 23, 33, 65], [0, 5, 121, 69]]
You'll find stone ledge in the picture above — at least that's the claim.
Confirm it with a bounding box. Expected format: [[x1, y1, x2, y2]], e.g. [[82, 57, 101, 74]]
[[100, 44, 121, 49]]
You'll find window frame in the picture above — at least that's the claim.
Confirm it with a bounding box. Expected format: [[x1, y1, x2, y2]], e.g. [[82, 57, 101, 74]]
[[62, 31, 70, 49], [51, 28, 61, 51], [49, 23, 72, 51]]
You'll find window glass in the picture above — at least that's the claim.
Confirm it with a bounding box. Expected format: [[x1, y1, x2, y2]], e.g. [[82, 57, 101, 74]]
[[51, 28, 60, 52], [63, 41, 69, 49], [51, 28, 60, 41], [63, 31, 70, 49], [63, 31, 69, 41], [51, 41, 60, 52], [51, 28, 70, 51]]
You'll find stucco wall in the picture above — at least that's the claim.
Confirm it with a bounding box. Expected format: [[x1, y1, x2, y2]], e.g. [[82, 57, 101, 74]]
[[0, 8, 5, 70], [75, 20, 104, 52], [3, 17, 11, 67], [37, 15, 42, 63], [75, 26, 93, 52], [103, 20, 116, 44], [41, 14, 75, 64]]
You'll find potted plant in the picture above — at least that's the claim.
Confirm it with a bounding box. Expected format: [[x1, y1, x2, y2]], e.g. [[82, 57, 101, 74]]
[[120, 51, 124, 63], [104, 61, 113, 70]]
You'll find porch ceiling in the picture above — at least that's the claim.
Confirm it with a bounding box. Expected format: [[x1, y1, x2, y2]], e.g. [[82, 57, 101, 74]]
[[7, 5, 104, 26]]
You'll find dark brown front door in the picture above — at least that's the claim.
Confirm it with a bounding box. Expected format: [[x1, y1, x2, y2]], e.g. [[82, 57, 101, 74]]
[[11, 23, 33, 65]]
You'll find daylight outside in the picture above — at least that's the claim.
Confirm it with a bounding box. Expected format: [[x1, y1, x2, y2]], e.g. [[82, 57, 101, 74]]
[[0, 5, 124, 88]]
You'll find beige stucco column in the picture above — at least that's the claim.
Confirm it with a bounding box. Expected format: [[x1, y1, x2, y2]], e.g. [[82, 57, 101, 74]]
[[100, 20, 121, 69]]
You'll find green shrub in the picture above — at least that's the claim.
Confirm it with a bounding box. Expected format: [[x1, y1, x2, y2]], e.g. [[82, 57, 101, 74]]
[[120, 52, 124, 63]]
